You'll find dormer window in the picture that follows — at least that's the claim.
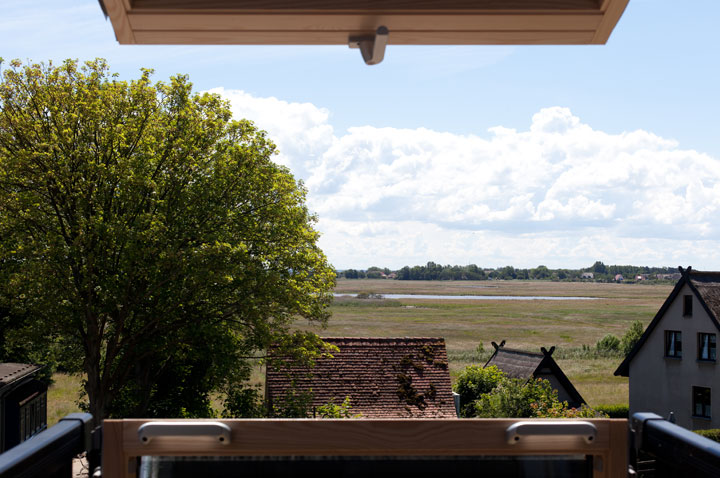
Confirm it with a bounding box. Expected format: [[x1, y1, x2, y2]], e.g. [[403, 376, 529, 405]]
[[684, 295, 693, 317]]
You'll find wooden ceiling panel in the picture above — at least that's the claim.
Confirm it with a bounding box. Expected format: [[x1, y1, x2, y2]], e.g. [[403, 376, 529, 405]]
[[101, 0, 628, 45]]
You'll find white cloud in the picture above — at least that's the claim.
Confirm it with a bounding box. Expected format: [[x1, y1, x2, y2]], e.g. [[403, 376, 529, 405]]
[[214, 90, 720, 269]]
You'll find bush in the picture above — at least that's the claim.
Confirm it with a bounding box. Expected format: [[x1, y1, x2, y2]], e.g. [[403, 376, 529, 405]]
[[596, 334, 621, 353], [695, 429, 720, 442], [454, 365, 506, 417], [316, 396, 361, 418], [594, 404, 629, 418]]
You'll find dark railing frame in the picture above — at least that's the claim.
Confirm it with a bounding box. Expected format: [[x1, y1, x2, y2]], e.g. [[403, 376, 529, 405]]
[[4, 411, 720, 477], [0, 412, 92, 478], [630, 412, 720, 477]]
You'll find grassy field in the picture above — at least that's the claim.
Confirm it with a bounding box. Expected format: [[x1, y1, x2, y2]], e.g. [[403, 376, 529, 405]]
[[308, 279, 672, 406], [46, 279, 671, 421]]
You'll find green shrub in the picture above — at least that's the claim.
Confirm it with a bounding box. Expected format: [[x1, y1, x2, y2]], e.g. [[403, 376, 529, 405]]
[[695, 429, 720, 442], [316, 396, 361, 418], [596, 334, 621, 353], [594, 404, 629, 418], [454, 365, 506, 417]]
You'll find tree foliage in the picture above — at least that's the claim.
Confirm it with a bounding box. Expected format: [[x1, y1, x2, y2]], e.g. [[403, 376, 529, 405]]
[[454, 365, 505, 417], [0, 59, 335, 422], [455, 365, 606, 418], [621, 320, 644, 355]]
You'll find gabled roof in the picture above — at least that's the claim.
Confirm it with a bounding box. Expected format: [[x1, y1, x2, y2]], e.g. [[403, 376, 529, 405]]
[[615, 267, 720, 377], [0, 363, 40, 389], [266, 337, 456, 418], [484, 341, 585, 407], [484, 343, 544, 379]]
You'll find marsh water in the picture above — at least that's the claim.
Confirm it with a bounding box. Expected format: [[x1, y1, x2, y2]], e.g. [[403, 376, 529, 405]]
[[333, 293, 597, 301]]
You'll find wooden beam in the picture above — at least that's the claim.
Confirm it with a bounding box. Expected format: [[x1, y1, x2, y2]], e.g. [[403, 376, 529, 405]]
[[101, 0, 136, 43], [127, 13, 603, 32], [102, 418, 629, 478], [131, 30, 597, 45], [592, 0, 629, 43]]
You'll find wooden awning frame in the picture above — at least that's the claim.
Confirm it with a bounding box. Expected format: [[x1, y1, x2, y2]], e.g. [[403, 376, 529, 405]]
[[100, 0, 629, 47]]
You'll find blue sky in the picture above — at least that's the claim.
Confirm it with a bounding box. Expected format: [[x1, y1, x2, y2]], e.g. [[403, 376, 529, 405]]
[[2, 0, 720, 270]]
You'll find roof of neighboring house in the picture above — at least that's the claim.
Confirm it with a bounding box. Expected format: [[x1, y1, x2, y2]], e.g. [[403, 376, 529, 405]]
[[484, 344, 544, 379], [0, 363, 41, 389], [615, 267, 720, 376], [266, 337, 456, 418], [484, 341, 585, 406]]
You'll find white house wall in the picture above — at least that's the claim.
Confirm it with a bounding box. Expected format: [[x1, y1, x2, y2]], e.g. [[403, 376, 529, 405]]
[[629, 283, 718, 430]]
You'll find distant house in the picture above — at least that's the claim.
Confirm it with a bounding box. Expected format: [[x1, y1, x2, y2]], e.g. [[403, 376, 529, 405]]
[[266, 337, 456, 418], [616, 267, 720, 430], [581, 272, 594, 280], [484, 341, 585, 409], [636, 274, 648, 281], [615, 274, 624, 282], [0, 363, 47, 452]]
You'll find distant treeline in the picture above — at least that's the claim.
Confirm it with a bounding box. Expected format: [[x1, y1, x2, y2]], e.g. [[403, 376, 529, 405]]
[[339, 261, 682, 282]]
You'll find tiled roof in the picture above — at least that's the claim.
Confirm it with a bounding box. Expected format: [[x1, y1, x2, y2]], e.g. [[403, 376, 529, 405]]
[[689, 270, 720, 321], [0, 363, 40, 389], [266, 337, 456, 418], [485, 348, 543, 379]]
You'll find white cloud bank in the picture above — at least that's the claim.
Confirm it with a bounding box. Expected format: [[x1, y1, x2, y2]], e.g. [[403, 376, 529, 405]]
[[211, 87, 720, 270]]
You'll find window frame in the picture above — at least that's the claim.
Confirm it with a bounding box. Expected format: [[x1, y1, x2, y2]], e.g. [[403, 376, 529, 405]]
[[693, 386, 711, 419], [664, 330, 682, 358], [698, 333, 716, 362], [683, 295, 693, 317]]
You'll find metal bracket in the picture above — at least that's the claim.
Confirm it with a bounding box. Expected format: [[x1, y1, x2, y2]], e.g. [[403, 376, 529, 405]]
[[349, 26, 389, 65], [59, 412, 94, 453], [506, 421, 597, 445], [138, 421, 231, 445], [631, 412, 664, 453]]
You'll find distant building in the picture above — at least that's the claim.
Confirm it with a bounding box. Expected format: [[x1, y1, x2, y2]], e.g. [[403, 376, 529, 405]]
[[484, 341, 585, 409], [636, 274, 648, 281], [616, 267, 720, 430], [657, 273, 683, 281], [615, 274, 624, 282], [0, 363, 47, 452], [266, 337, 456, 418], [581, 272, 594, 279]]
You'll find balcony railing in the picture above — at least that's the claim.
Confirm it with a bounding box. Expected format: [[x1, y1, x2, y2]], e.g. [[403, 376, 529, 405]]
[[3, 412, 720, 478]]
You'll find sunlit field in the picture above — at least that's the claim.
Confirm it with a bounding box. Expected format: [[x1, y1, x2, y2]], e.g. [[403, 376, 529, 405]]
[[48, 279, 671, 419], [308, 279, 672, 406]]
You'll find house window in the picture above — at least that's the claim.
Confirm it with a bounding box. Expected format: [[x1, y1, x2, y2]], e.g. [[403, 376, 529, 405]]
[[693, 386, 711, 419], [665, 330, 682, 358], [684, 295, 693, 317], [698, 333, 716, 361]]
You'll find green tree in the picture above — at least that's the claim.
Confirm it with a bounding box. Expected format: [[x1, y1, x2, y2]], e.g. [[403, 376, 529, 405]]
[[0, 59, 335, 422], [621, 320, 645, 355]]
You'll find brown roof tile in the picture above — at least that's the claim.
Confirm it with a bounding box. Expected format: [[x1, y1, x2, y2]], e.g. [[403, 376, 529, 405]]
[[266, 337, 456, 419]]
